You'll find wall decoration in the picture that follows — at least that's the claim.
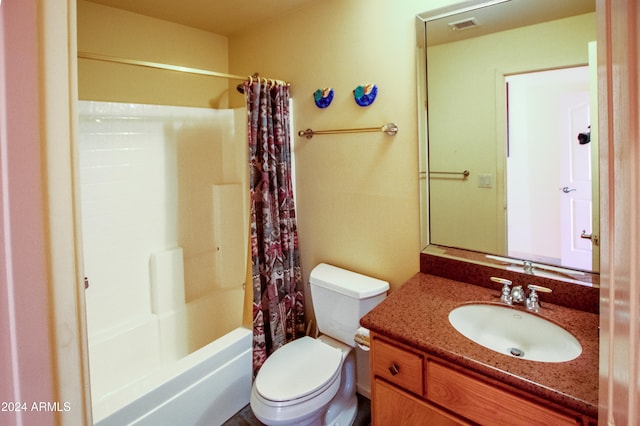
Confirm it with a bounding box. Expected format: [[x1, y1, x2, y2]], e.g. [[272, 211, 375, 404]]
[[313, 88, 334, 108], [353, 84, 378, 107]]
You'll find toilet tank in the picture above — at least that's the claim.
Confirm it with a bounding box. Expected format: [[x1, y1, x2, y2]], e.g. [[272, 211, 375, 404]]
[[309, 263, 389, 347]]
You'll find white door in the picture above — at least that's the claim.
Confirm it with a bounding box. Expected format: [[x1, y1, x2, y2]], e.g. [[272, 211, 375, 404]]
[[506, 66, 592, 270], [559, 90, 593, 270]]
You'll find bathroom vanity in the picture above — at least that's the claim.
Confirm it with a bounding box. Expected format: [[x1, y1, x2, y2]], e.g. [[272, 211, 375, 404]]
[[360, 273, 599, 426]]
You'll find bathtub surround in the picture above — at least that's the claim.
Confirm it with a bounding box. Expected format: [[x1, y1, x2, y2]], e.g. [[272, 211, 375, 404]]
[[245, 80, 306, 376], [79, 101, 248, 421]]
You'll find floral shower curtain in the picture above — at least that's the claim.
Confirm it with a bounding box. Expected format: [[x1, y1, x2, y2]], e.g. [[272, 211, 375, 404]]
[[245, 78, 305, 376]]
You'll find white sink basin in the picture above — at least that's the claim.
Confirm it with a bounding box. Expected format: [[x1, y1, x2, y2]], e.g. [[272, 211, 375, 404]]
[[448, 304, 582, 362]]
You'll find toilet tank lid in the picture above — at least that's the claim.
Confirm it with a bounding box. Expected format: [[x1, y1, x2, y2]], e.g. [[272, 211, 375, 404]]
[[309, 263, 389, 298]]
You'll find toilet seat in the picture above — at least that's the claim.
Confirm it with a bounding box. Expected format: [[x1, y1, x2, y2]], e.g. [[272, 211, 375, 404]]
[[255, 336, 343, 406]]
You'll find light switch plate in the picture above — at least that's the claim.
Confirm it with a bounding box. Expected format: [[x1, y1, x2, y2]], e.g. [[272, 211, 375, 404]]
[[477, 174, 493, 188]]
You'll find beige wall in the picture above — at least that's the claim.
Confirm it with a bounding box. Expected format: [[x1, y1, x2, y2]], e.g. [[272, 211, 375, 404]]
[[229, 0, 448, 301], [77, 0, 233, 108]]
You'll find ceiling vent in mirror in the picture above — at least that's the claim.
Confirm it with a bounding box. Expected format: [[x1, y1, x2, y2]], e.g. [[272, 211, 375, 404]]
[[448, 17, 480, 31]]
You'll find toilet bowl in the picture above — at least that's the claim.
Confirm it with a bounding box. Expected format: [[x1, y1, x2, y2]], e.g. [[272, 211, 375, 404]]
[[250, 335, 356, 426], [250, 263, 389, 426]]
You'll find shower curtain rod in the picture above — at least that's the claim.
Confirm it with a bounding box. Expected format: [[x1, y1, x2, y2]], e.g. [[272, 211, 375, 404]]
[[77, 52, 288, 85]]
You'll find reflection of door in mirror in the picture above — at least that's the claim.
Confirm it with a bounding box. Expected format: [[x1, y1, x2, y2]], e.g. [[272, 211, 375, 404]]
[[506, 67, 593, 271]]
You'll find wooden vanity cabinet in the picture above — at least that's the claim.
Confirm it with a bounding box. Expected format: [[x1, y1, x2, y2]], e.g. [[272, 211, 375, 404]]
[[370, 332, 596, 426]]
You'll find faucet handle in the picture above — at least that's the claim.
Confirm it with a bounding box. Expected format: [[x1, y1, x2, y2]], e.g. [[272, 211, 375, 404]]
[[491, 277, 512, 286], [526, 284, 552, 312], [491, 277, 513, 304], [527, 284, 552, 294]]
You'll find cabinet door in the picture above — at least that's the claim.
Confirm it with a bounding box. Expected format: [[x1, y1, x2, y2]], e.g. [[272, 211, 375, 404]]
[[427, 360, 581, 426], [372, 379, 468, 426]]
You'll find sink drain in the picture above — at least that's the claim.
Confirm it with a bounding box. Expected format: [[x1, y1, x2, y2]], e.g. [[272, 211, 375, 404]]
[[508, 347, 525, 358]]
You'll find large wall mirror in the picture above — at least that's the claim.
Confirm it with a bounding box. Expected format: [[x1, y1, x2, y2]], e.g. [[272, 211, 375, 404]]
[[416, 0, 598, 284]]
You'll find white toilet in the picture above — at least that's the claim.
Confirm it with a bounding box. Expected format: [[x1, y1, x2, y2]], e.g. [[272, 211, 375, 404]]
[[250, 263, 389, 426]]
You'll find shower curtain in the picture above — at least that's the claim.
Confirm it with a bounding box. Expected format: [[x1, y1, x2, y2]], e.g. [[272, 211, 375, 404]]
[[245, 78, 305, 376]]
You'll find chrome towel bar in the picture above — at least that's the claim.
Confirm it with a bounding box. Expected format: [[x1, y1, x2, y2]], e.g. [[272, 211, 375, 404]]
[[298, 122, 398, 139], [429, 170, 470, 177]]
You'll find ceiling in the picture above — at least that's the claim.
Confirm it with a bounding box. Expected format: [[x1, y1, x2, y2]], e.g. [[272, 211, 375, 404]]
[[85, 0, 596, 40], [84, 0, 317, 36]]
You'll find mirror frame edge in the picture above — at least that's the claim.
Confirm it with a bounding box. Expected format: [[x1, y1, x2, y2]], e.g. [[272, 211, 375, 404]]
[[416, 14, 429, 251]]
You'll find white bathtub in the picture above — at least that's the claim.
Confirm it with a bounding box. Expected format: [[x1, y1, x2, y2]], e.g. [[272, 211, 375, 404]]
[[94, 327, 252, 426]]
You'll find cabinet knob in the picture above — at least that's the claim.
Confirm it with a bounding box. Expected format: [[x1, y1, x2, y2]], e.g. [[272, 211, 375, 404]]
[[388, 363, 400, 376]]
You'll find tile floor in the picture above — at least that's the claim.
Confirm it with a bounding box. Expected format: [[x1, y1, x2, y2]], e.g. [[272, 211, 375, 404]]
[[222, 393, 371, 426]]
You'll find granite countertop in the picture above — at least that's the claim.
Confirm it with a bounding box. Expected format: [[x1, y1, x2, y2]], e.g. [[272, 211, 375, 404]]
[[360, 273, 599, 418]]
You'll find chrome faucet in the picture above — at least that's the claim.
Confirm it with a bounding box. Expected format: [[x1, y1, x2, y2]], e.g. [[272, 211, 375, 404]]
[[523, 261, 534, 274], [510, 285, 526, 303], [525, 284, 553, 313], [491, 277, 514, 304], [491, 277, 552, 312]]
